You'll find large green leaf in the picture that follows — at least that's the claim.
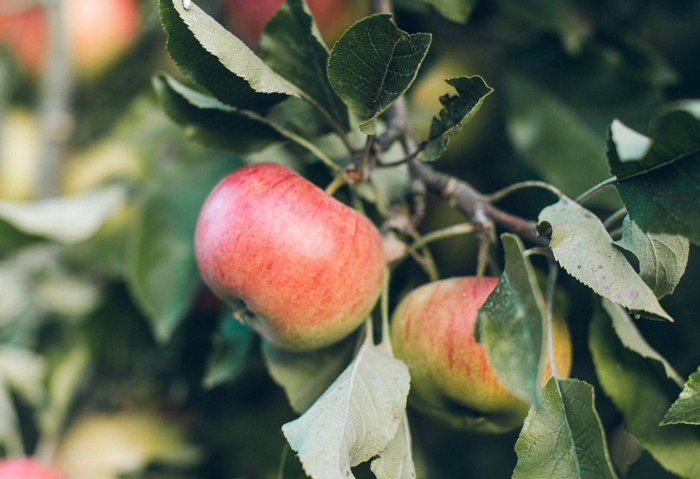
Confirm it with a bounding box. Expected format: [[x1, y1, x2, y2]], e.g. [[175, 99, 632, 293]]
[[262, 337, 355, 414], [0, 186, 126, 245], [538, 197, 671, 321], [590, 303, 700, 478], [127, 155, 241, 342], [282, 335, 410, 479], [662, 367, 700, 426], [160, 0, 296, 111], [615, 216, 689, 299], [153, 74, 285, 154], [260, 0, 349, 132], [327, 14, 431, 134], [505, 74, 616, 207], [420, 75, 492, 162], [414, 0, 476, 23], [475, 233, 546, 405], [513, 378, 618, 479], [607, 103, 700, 244]]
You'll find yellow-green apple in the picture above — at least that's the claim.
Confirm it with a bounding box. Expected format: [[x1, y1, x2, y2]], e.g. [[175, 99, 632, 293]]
[[195, 163, 385, 351], [0, 109, 42, 200], [223, 0, 369, 47], [54, 411, 200, 479], [0, 458, 66, 479], [0, 0, 139, 77], [391, 276, 572, 432]]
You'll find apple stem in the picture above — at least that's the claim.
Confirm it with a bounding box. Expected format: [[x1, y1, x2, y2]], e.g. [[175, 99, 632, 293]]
[[324, 174, 346, 196], [379, 266, 394, 354], [545, 260, 560, 380]]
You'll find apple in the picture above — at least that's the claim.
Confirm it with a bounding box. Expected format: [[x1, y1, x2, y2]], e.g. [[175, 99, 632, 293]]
[[54, 412, 200, 479], [0, 109, 42, 200], [0, 0, 139, 77], [0, 458, 66, 479], [195, 163, 385, 351], [391, 276, 572, 432], [223, 0, 368, 47]]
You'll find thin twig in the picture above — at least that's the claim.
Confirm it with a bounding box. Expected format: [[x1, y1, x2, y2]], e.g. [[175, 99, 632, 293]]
[[575, 176, 618, 205], [545, 261, 560, 379], [603, 207, 628, 231], [487, 180, 563, 203], [409, 222, 475, 250]]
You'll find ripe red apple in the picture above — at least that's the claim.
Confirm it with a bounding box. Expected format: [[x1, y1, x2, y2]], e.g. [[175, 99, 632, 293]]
[[0, 0, 139, 77], [195, 163, 385, 350], [223, 0, 368, 47], [0, 458, 66, 479], [391, 276, 572, 432]]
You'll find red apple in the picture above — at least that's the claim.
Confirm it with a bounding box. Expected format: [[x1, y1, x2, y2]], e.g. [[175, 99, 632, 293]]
[[0, 0, 139, 77], [223, 0, 368, 47], [195, 163, 385, 350], [391, 276, 572, 432], [0, 458, 66, 479]]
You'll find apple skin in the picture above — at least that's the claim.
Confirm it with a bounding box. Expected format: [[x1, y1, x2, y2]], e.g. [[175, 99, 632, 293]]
[[391, 276, 572, 432], [223, 0, 366, 47], [195, 163, 385, 351], [0, 458, 66, 479], [0, 0, 138, 77]]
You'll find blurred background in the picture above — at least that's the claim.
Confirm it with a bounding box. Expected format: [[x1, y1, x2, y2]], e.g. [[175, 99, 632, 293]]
[[0, 0, 699, 477]]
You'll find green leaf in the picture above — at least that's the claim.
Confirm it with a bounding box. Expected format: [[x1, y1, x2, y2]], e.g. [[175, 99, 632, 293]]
[[153, 74, 286, 154], [0, 346, 45, 405], [538, 197, 671, 321], [261, 0, 349, 132], [513, 378, 618, 479], [602, 299, 682, 386], [475, 233, 546, 405], [370, 413, 416, 479], [505, 75, 617, 207], [203, 313, 255, 389], [499, 0, 592, 53], [127, 155, 242, 343], [608, 103, 700, 180], [262, 337, 355, 414], [662, 367, 700, 426], [414, 0, 476, 23], [590, 302, 700, 478], [615, 216, 689, 299], [607, 103, 700, 244], [420, 76, 492, 161], [282, 335, 410, 479], [327, 14, 431, 134], [159, 0, 297, 111], [0, 185, 126, 245]]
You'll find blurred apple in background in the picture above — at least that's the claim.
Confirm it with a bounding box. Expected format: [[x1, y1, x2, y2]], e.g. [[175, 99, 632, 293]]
[[223, 0, 369, 47], [54, 411, 200, 479], [0, 458, 66, 479], [0, 0, 139, 77], [0, 109, 42, 200]]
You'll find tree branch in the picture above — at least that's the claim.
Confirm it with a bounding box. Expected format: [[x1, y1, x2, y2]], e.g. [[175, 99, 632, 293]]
[[372, 0, 545, 246]]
